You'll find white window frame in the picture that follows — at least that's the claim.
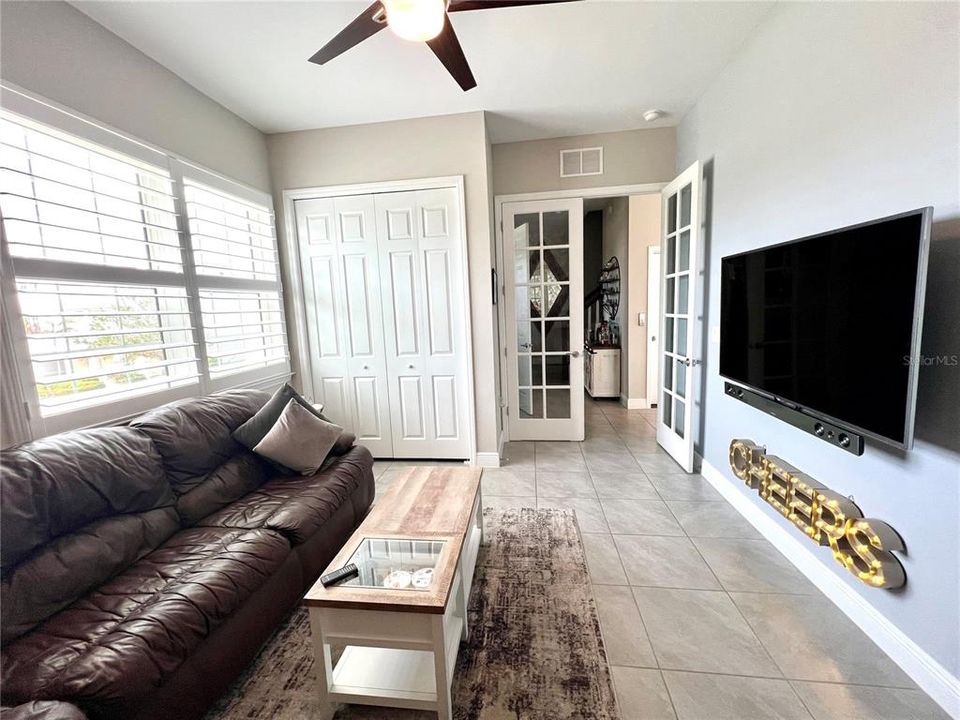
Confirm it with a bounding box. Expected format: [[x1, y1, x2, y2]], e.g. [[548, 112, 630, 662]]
[[0, 84, 291, 438]]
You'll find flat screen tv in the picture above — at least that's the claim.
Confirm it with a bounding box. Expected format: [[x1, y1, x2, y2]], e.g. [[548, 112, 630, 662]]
[[720, 208, 932, 450]]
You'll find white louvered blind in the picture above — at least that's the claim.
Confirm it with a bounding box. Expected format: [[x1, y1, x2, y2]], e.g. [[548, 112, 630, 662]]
[[16, 282, 199, 412], [184, 179, 288, 381], [200, 289, 287, 378], [0, 106, 290, 435], [185, 180, 279, 282], [0, 116, 182, 272]]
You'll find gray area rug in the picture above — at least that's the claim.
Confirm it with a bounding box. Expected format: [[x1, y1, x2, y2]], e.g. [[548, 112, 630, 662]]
[[206, 508, 620, 720]]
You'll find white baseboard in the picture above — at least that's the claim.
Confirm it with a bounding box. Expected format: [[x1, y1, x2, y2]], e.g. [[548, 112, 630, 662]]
[[475, 451, 501, 468], [619, 396, 650, 410], [700, 459, 960, 719]]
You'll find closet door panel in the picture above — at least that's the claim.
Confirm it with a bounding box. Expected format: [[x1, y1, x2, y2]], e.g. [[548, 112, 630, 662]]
[[398, 376, 426, 440], [333, 194, 393, 456], [295, 195, 393, 457], [338, 209, 368, 244], [310, 255, 342, 358], [296, 198, 344, 400], [388, 251, 421, 357], [319, 377, 349, 427], [424, 249, 454, 356], [432, 375, 459, 440], [342, 254, 375, 358], [353, 376, 386, 442], [417, 189, 471, 456], [376, 191, 429, 457]]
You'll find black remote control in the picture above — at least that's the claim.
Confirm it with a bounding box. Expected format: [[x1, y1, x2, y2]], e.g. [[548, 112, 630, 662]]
[[320, 564, 359, 587]]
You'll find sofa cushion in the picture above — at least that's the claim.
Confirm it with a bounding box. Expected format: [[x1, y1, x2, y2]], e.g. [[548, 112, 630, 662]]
[[0, 427, 173, 573], [173, 453, 267, 527], [1, 507, 180, 644], [0, 527, 290, 705], [129, 389, 270, 495], [198, 445, 374, 545]]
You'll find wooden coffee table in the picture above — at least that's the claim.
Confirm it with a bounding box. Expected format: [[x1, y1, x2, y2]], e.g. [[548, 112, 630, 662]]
[[304, 466, 483, 720]]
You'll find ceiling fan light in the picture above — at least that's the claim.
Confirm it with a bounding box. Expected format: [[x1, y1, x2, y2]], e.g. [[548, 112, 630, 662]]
[[383, 0, 446, 42]]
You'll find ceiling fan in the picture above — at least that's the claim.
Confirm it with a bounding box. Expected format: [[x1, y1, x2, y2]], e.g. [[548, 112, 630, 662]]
[[308, 0, 580, 91]]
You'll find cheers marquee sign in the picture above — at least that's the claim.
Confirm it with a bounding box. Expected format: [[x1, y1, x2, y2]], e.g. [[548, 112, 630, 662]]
[[728, 439, 905, 589]]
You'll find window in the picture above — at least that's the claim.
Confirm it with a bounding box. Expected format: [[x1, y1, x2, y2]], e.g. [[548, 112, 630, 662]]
[[0, 105, 289, 436], [182, 179, 288, 381]]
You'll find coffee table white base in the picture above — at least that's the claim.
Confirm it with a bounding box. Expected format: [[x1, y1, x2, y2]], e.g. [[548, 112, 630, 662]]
[[310, 495, 483, 719]]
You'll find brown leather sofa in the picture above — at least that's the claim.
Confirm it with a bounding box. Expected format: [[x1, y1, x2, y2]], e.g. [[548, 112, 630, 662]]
[[0, 390, 375, 720]]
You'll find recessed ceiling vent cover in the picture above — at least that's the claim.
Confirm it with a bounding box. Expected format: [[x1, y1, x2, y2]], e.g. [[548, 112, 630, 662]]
[[560, 147, 603, 178]]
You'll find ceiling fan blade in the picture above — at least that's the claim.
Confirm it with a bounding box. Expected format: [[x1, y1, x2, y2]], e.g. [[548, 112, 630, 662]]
[[448, 0, 581, 12], [308, 1, 385, 65], [426, 15, 477, 91]]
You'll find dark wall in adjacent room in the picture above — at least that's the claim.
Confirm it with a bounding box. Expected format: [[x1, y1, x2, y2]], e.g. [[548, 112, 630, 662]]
[[584, 210, 603, 297]]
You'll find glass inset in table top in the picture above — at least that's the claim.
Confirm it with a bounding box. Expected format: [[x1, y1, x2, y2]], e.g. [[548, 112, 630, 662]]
[[343, 537, 446, 591]]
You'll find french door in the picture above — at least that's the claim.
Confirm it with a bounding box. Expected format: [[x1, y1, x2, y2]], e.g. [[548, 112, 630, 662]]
[[657, 162, 702, 472], [503, 198, 584, 441]]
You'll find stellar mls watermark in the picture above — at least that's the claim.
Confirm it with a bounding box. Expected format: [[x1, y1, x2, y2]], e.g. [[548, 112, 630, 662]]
[[903, 354, 959, 366]]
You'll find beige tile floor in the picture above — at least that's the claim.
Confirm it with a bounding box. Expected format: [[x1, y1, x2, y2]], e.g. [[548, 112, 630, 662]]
[[371, 397, 949, 720]]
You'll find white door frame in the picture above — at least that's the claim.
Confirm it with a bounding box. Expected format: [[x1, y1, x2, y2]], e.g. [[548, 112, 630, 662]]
[[494, 183, 665, 442], [646, 245, 661, 405], [282, 176, 477, 465]]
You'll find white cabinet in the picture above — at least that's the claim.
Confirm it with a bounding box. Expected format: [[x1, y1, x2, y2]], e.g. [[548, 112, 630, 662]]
[[294, 188, 471, 460], [585, 347, 620, 398]]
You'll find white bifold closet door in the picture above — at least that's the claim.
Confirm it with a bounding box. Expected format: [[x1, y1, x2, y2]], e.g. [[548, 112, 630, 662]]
[[294, 188, 470, 460], [295, 194, 393, 457]]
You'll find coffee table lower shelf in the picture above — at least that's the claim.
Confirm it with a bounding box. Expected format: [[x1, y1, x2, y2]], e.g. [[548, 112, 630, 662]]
[[329, 622, 463, 711]]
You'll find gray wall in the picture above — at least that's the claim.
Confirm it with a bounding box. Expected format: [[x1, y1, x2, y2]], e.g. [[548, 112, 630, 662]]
[[626, 194, 662, 405], [0, 0, 271, 192], [678, 1, 959, 676], [492, 127, 676, 196]]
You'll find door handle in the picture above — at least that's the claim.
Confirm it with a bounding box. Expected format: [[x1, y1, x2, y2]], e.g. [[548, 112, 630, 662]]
[[408, 364, 415, 369], [683, 358, 702, 367], [569, 350, 581, 358]]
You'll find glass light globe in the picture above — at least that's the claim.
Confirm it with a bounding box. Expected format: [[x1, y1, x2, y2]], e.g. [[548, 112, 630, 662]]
[[383, 0, 446, 42]]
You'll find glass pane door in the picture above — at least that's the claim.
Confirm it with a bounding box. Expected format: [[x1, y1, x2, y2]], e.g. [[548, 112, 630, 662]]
[[657, 162, 701, 472], [504, 199, 584, 440]]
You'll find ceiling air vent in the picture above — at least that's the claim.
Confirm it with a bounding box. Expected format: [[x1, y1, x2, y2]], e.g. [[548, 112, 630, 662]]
[[560, 147, 603, 178]]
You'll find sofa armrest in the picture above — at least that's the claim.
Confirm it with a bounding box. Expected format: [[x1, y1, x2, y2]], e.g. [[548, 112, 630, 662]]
[[0, 702, 88, 720]]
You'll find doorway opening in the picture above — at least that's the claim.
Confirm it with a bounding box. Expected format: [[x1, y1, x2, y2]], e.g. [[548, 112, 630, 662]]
[[582, 196, 662, 411]]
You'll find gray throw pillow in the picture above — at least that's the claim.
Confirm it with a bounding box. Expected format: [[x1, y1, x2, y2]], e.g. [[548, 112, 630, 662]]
[[330, 431, 357, 456], [252, 399, 343, 476], [233, 383, 329, 450]]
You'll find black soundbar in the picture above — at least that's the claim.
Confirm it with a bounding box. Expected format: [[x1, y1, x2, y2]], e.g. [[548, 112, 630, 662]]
[[723, 382, 864, 456]]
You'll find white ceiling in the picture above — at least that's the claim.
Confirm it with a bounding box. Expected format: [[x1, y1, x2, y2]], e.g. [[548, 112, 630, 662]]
[[71, 1, 773, 143]]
